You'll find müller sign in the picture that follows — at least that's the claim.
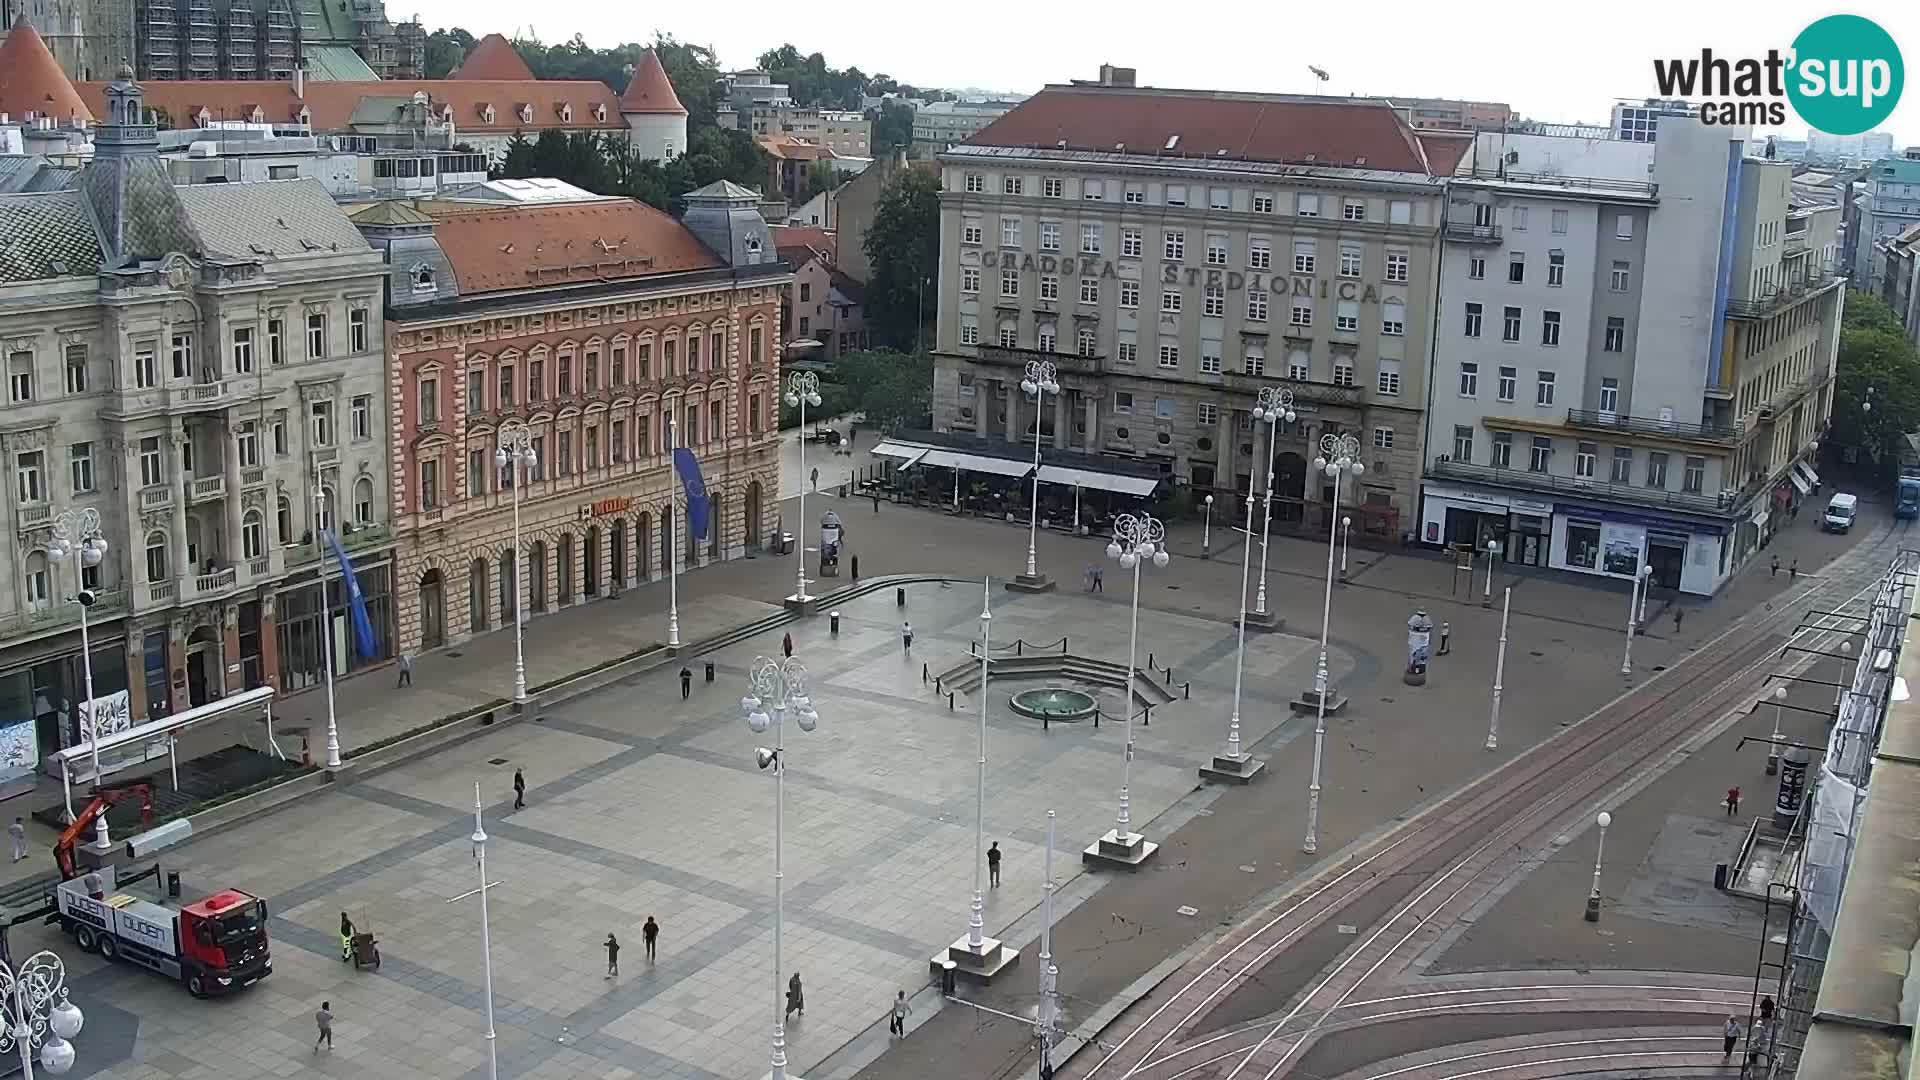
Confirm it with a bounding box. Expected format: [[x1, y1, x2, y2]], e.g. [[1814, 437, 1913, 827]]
[[971, 250, 1391, 304]]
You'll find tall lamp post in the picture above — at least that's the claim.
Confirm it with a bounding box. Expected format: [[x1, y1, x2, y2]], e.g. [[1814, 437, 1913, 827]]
[[743, 656, 820, 1080], [1203, 491, 1265, 783], [446, 783, 500, 1080], [1584, 810, 1612, 922], [1482, 537, 1500, 607], [0, 951, 85, 1078], [1088, 513, 1168, 868], [944, 580, 1015, 978], [312, 472, 343, 770], [1249, 388, 1296, 626], [1620, 564, 1652, 676], [1202, 495, 1215, 559], [1339, 515, 1352, 581], [1019, 361, 1059, 587], [47, 509, 109, 833], [495, 420, 536, 703], [786, 373, 823, 607], [1303, 432, 1364, 855], [1767, 685, 1787, 775], [1487, 586, 1511, 751]]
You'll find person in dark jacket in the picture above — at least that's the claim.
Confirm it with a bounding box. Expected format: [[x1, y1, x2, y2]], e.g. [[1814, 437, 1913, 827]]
[[605, 933, 620, 978]]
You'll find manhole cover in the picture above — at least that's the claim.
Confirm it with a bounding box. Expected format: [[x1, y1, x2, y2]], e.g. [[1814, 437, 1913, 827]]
[[1176, 906, 1199, 917], [1166, 585, 1181, 590], [489, 758, 510, 765]]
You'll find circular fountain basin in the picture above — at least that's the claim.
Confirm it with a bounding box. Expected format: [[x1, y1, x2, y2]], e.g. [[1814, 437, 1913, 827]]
[[1009, 686, 1099, 723]]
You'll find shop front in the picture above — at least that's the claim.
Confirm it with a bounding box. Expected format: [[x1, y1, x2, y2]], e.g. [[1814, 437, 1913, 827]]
[[274, 556, 396, 693], [1419, 484, 1511, 552], [1503, 497, 1555, 568], [1548, 502, 1728, 596], [0, 629, 132, 790]]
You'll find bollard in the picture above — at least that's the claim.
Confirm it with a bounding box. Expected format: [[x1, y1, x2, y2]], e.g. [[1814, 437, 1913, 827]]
[[948, 692, 955, 710], [840, 482, 848, 497], [1182, 682, 1190, 700], [1017, 640, 1025, 657], [1043, 713, 1050, 731], [1165, 668, 1173, 686], [1437, 622, 1452, 656], [940, 959, 958, 995], [923, 663, 930, 683], [1142, 704, 1151, 727], [830, 611, 841, 636], [896, 586, 906, 607], [167, 870, 182, 898], [704, 661, 715, 682]]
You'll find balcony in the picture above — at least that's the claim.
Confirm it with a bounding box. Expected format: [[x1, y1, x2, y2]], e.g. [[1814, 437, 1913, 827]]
[[187, 475, 227, 503], [1725, 273, 1844, 320], [1442, 221, 1504, 244], [1219, 373, 1364, 408], [249, 555, 272, 578], [1427, 457, 1734, 517], [16, 504, 51, 529], [1565, 409, 1742, 445], [0, 589, 128, 640], [1758, 367, 1832, 420], [283, 524, 392, 569], [146, 580, 177, 604], [168, 379, 239, 411], [969, 345, 1105, 376], [187, 566, 238, 599], [139, 485, 173, 510], [242, 467, 267, 489]]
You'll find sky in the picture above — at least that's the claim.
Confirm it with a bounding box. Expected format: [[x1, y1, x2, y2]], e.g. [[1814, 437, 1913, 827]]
[[413, 0, 1920, 146]]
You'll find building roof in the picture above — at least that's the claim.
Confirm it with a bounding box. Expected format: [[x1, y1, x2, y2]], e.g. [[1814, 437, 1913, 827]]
[[75, 79, 625, 135], [348, 199, 436, 225], [770, 224, 833, 257], [758, 135, 834, 162], [0, 191, 102, 281], [175, 178, 372, 261], [439, 177, 612, 204], [451, 34, 536, 82], [966, 85, 1437, 175], [684, 179, 761, 200], [303, 44, 381, 82], [1416, 130, 1473, 175], [0, 16, 92, 125], [426, 199, 723, 295], [620, 50, 686, 116]]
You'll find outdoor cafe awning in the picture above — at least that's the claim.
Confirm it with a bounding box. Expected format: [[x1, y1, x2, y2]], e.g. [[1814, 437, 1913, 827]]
[[870, 440, 922, 461], [1795, 461, 1820, 489], [1790, 470, 1812, 496], [945, 451, 1035, 478], [1036, 464, 1160, 497]]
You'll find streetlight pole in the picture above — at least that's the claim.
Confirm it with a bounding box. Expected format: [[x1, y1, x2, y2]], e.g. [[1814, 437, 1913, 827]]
[[1339, 515, 1351, 581], [1304, 432, 1363, 855], [446, 782, 500, 1080], [1487, 586, 1510, 751], [495, 420, 536, 703], [786, 372, 823, 606], [312, 467, 342, 770], [1036, 808, 1058, 1079], [1020, 361, 1059, 584], [966, 580, 990, 951], [666, 414, 681, 648], [1251, 388, 1296, 621], [1202, 495, 1214, 559], [1093, 513, 1168, 867], [1584, 810, 1611, 922], [1768, 685, 1787, 775], [742, 656, 820, 1080], [48, 509, 108, 831], [1203, 491, 1264, 783], [1483, 538, 1499, 607], [1620, 565, 1650, 676], [0, 951, 85, 1078]]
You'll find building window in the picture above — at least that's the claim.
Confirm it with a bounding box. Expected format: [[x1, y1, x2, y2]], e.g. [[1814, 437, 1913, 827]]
[[1535, 371, 1556, 406], [1616, 213, 1633, 239], [1293, 239, 1315, 274], [1200, 346, 1222, 374], [1684, 456, 1705, 494], [1288, 351, 1311, 381], [1002, 175, 1023, 196], [1164, 230, 1185, 261], [1528, 436, 1552, 473], [170, 333, 193, 379], [1336, 301, 1359, 332], [1290, 300, 1312, 327], [310, 399, 335, 447], [1001, 269, 1020, 297], [268, 318, 285, 365], [68, 442, 94, 494], [1507, 252, 1525, 284], [1468, 256, 1485, 280], [964, 173, 984, 193], [1451, 425, 1474, 462], [1247, 288, 1268, 323], [1205, 286, 1226, 317], [1079, 278, 1099, 304], [1541, 310, 1561, 347], [1611, 447, 1633, 483], [7, 353, 31, 403], [243, 510, 265, 559], [1385, 251, 1408, 283], [1040, 222, 1061, 251], [1551, 208, 1569, 234], [1122, 228, 1143, 258], [1253, 192, 1275, 213], [1381, 301, 1405, 336], [132, 342, 157, 389], [962, 267, 980, 294], [999, 324, 1017, 348], [1197, 402, 1219, 426], [1209, 187, 1231, 210], [232, 326, 254, 374], [306, 313, 326, 358], [145, 532, 169, 582], [1343, 198, 1366, 222], [1373, 426, 1394, 449], [1250, 240, 1273, 270], [1077, 327, 1097, 356], [1377, 365, 1401, 395], [236, 422, 258, 469], [1339, 246, 1361, 278], [1206, 236, 1228, 266], [1166, 185, 1187, 207], [1497, 366, 1517, 402], [1083, 182, 1104, 201], [1333, 361, 1355, 387], [1082, 222, 1103, 253], [1576, 442, 1597, 478], [960, 322, 980, 345], [277, 495, 293, 542], [137, 436, 162, 486], [1389, 200, 1411, 225], [1042, 177, 1063, 198], [1158, 344, 1179, 369], [1491, 432, 1512, 467], [1512, 206, 1529, 231], [1113, 391, 1132, 414], [1161, 288, 1181, 314], [1611, 261, 1631, 292], [1604, 317, 1626, 352], [1459, 362, 1478, 397], [1001, 218, 1022, 246], [350, 395, 371, 439], [1037, 326, 1057, 352], [1040, 275, 1060, 301], [963, 221, 983, 245], [13, 450, 43, 504], [1646, 452, 1669, 488], [349, 308, 369, 353], [1244, 349, 1265, 376], [1120, 280, 1140, 308], [1116, 341, 1137, 365], [1547, 251, 1565, 287], [1125, 184, 1145, 204], [1502, 306, 1522, 342], [1599, 378, 1619, 416], [1297, 193, 1320, 217], [1464, 302, 1483, 337]]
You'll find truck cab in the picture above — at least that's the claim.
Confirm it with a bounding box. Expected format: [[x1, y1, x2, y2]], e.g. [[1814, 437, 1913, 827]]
[[52, 867, 271, 997], [1823, 492, 1859, 533]]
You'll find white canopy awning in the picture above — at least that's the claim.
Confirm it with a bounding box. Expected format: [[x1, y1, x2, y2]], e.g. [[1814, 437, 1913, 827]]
[[1790, 471, 1812, 496], [1036, 465, 1160, 497], [869, 440, 922, 461], [50, 686, 275, 767], [1795, 461, 1820, 488], [893, 447, 932, 469], [948, 451, 1035, 478]]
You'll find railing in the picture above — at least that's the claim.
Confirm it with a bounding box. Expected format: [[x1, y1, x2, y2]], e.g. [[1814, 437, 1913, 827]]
[[168, 379, 233, 408], [0, 589, 128, 638], [242, 467, 266, 488], [1460, 168, 1658, 196], [16, 504, 51, 528], [248, 555, 272, 578], [1758, 368, 1832, 420], [312, 446, 340, 465], [193, 566, 237, 595], [1427, 457, 1734, 515], [283, 524, 392, 568], [1565, 409, 1742, 444], [1442, 220, 1504, 244], [1219, 372, 1364, 407], [147, 580, 177, 603], [1725, 273, 1844, 319], [971, 345, 1104, 375], [139, 486, 172, 509], [189, 475, 227, 501]]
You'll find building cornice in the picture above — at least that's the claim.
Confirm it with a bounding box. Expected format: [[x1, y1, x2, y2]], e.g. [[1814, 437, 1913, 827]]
[[386, 264, 791, 330]]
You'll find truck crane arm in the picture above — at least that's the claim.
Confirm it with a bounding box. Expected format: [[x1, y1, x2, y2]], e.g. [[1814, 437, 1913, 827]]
[[54, 780, 154, 881]]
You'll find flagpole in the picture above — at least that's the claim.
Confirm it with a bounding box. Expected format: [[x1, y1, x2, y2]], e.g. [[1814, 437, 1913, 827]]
[[314, 464, 342, 769], [668, 413, 681, 648]]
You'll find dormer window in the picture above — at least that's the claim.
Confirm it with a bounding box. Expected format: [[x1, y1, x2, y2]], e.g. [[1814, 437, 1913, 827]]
[[517, 103, 533, 124], [558, 103, 573, 123], [248, 106, 265, 123], [297, 105, 312, 126], [744, 235, 763, 263], [480, 103, 496, 124], [594, 103, 607, 123], [412, 265, 436, 293], [194, 107, 212, 128], [441, 104, 455, 123]]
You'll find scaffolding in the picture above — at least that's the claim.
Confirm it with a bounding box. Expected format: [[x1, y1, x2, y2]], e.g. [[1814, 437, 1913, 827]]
[[137, 0, 179, 80], [222, 0, 256, 78], [261, 0, 296, 81], [184, 0, 216, 79]]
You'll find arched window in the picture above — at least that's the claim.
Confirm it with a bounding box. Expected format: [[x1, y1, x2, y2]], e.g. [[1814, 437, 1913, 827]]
[[353, 476, 374, 524], [318, 487, 336, 533], [276, 496, 292, 546], [242, 510, 265, 560], [23, 552, 50, 610], [145, 531, 169, 581]]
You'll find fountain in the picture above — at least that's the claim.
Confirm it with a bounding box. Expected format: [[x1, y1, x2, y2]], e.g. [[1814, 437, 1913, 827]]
[[1009, 686, 1099, 724]]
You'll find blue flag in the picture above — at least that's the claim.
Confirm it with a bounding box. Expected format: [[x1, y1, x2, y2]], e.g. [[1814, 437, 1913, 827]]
[[324, 529, 379, 660], [673, 448, 710, 540]]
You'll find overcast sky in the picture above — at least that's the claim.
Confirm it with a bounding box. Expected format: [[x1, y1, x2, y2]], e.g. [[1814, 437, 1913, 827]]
[[416, 0, 1919, 144]]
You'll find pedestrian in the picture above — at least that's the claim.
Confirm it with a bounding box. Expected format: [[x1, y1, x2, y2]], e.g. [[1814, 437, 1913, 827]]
[[397, 652, 413, 688], [339, 912, 355, 961], [1726, 786, 1741, 816], [8, 817, 25, 863], [901, 621, 913, 651], [889, 990, 912, 1036], [783, 631, 794, 658], [810, 466, 820, 493], [1092, 565, 1104, 592], [513, 768, 526, 810], [1084, 565, 1096, 591], [1770, 555, 1780, 578], [1723, 1015, 1742, 1056], [605, 933, 620, 977], [786, 972, 805, 1019], [987, 841, 1001, 887], [82, 869, 103, 900], [1790, 559, 1799, 581], [314, 1001, 334, 1052], [680, 666, 692, 700], [1760, 996, 1775, 1024], [872, 493, 882, 513], [851, 553, 860, 581], [643, 916, 659, 963], [1674, 607, 1684, 633]]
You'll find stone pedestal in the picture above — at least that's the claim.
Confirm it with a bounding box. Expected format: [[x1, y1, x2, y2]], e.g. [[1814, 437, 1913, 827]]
[[929, 934, 1019, 984], [1199, 753, 1266, 785], [1083, 828, 1158, 869], [76, 837, 115, 871], [1239, 608, 1285, 632], [1584, 894, 1601, 922], [1006, 573, 1056, 594], [783, 594, 822, 616], [1290, 687, 1348, 715]]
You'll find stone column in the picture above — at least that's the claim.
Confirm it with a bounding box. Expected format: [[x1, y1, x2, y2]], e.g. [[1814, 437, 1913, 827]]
[[259, 593, 281, 693], [1215, 408, 1234, 487], [1052, 392, 1068, 449], [122, 439, 146, 590], [1083, 395, 1098, 450], [224, 418, 244, 565], [123, 630, 148, 721], [169, 420, 190, 583], [1003, 382, 1020, 444], [221, 603, 241, 697]]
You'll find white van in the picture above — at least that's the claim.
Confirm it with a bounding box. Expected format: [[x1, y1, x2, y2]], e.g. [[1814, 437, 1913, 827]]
[[1823, 492, 1858, 533]]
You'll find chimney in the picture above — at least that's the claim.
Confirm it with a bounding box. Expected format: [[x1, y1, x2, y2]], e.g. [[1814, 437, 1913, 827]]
[[1097, 64, 1136, 88], [293, 66, 304, 99]]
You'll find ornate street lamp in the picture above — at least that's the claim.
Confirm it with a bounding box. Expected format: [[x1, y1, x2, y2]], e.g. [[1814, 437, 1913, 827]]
[[1019, 360, 1060, 585], [786, 372, 824, 606], [1090, 513, 1168, 867], [1249, 387, 1296, 622], [495, 420, 537, 702], [0, 951, 84, 1077], [1303, 432, 1363, 854], [742, 656, 819, 1080], [47, 509, 109, 834]]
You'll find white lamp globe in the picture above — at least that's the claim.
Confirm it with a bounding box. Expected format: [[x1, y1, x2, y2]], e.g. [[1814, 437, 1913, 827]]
[[1105, 540, 1122, 560], [1152, 549, 1170, 568], [40, 1036, 74, 1075], [1596, 811, 1612, 828], [1250, 405, 1266, 422], [785, 392, 799, 407], [740, 694, 759, 717], [1020, 379, 1036, 395], [1285, 409, 1297, 423], [494, 447, 508, 467], [1351, 461, 1366, 477], [1119, 551, 1138, 570], [795, 708, 818, 733], [1312, 456, 1327, 472], [1205, 494, 1214, 506], [747, 707, 771, 734], [48, 1001, 82, 1040]]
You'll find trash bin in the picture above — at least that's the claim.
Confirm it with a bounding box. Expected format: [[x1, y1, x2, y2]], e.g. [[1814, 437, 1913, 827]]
[[939, 959, 958, 995], [704, 661, 715, 683], [167, 870, 182, 898], [779, 532, 795, 555], [830, 611, 841, 635], [896, 586, 906, 607], [1714, 862, 1728, 890]]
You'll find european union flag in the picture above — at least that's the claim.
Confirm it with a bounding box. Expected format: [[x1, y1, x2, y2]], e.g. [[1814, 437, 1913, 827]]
[[324, 529, 379, 660], [674, 448, 710, 540]]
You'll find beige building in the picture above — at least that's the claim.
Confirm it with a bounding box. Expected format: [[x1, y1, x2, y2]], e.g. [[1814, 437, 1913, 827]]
[[931, 76, 1461, 536]]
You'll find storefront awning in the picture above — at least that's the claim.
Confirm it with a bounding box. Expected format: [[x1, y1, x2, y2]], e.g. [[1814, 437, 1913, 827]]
[[1751, 506, 1770, 528], [893, 447, 932, 469], [1790, 471, 1812, 496], [947, 452, 1035, 478], [869, 440, 923, 461], [1036, 464, 1160, 497], [1795, 461, 1820, 489]]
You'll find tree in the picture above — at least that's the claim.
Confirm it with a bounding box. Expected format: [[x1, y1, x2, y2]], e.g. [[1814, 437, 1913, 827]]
[[495, 132, 537, 179], [805, 160, 841, 201], [863, 168, 941, 350], [870, 99, 915, 154], [425, 26, 475, 78], [1831, 291, 1920, 473], [833, 350, 933, 433]]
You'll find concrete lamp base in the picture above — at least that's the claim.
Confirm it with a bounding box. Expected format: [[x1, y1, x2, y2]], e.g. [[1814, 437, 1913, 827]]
[[1239, 608, 1285, 633], [930, 934, 1020, 984], [783, 594, 822, 616], [1290, 688, 1349, 715], [1199, 753, 1266, 785], [763, 1072, 807, 1080], [1084, 829, 1158, 870], [1005, 573, 1056, 594], [75, 837, 116, 871], [1584, 895, 1601, 922]]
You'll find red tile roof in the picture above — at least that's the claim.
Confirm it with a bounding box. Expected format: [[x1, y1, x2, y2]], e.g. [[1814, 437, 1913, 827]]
[[769, 225, 834, 259], [1416, 130, 1473, 176], [620, 49, 685, 116], [427, 200, 723, 296], [451, 34, 535, 81], [966, 86, 1436, 174], [75, 78, 624, 134], [758, 134, 834, 161], [0, 16, 92, 124]]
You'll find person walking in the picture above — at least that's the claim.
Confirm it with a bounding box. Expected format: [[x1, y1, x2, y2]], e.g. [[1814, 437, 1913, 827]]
[[810, 466, 820, 493], [901, 622, 913, 651], [643, 916, 659, 963], [1092, 564, 1104, 592], [513, 768, 526, 810], [786, 971, 805, 1020], [872, 493, 882, 513], [987, 841, 1002, 887], [314, 1001, 334, 1053], [1726, 786, 1741, 816], [1790, 559, 1799, 581], [396, 653, 413, 688], [783, 632, 794, 658], [9, 817, 26, 862], [1674, 607, 1684, 633], [339, 912, 355, 962], [680, 666, 693, 700], [1723, 1015, 1742, 1056], [1770, 555, 1780, 578], [889, 990, 912, 1037], [851, 554, 860, 581], [605, 933, 620, 978]]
